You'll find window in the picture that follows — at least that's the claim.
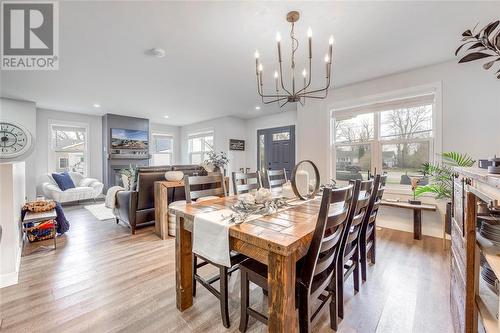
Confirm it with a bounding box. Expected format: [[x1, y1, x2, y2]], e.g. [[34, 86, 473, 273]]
[[188, 131, 214, 164], [332, 94, 435, 187], [50, 124, 88, 175], [272, 131, 290, 141], [151, 133, 174, 166]]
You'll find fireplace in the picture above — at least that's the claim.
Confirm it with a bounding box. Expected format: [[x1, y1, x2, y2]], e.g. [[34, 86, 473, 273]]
[[102, 114, 150, 190]]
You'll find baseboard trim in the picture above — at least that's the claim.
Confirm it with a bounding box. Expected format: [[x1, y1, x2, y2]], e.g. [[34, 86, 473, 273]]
[[0, 243, 22, 289]]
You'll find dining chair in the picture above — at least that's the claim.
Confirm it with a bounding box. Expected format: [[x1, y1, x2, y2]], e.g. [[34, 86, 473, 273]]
[[184, 173, 226, 204], [337, 179, 373, 321], [184, 174, 246, 328], [238, 184, 355, 332], [359, 174, 387, 282], [265, 168, 287, 189], [232, 171, 261, 195]]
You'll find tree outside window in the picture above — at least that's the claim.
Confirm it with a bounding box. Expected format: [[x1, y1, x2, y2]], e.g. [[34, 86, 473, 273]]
[[333, 95, 435, 187], [51, 124, 87, 175]]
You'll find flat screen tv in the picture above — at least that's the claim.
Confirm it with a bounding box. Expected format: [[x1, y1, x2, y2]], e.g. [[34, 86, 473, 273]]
[[111, 128, 148, 149]]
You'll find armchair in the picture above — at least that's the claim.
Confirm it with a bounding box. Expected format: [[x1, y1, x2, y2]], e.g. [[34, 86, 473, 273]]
[[114, 165, 205, 234]]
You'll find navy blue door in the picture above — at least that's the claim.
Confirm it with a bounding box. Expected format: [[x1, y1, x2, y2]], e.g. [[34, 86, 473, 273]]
[[257, 125, 295, 177]]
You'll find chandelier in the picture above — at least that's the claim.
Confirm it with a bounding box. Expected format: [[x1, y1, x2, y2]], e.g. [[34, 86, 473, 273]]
[[254, 11, 334, 107]]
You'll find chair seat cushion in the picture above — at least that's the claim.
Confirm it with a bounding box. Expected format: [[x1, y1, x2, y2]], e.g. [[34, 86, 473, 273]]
[[51, 172, 75, 191], [64, 187, 94, 194]]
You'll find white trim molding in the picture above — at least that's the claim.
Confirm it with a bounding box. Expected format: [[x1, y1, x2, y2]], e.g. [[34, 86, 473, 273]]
[[328, 81, 443, 192]]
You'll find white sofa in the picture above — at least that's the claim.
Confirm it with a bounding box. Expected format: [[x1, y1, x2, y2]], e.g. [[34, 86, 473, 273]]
[[41, 172, 104, 203]]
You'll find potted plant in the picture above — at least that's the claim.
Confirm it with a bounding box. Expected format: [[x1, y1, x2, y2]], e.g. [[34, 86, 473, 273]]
[[415, 152, 476, 233], [119, 164, 137, 190], [203, 151, 230, 176]]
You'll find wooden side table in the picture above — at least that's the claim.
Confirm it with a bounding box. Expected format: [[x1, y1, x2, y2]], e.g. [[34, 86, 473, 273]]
[[23, 209, 57, 255], [380, 200, 437, 240]]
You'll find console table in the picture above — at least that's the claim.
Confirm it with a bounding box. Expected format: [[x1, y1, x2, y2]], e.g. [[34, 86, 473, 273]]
[[380, 200, 437, 240], [154, 177, 230, 240]]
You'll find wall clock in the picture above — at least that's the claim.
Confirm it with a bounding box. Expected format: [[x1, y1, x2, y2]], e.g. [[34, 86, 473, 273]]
[[0, 122, 33, 159]]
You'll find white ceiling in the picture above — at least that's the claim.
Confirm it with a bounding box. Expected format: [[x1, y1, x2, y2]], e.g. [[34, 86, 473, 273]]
[[1, 1, 499, 126]]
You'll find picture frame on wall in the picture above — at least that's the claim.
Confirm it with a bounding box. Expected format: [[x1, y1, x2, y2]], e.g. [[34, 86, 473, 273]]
[[229, 139, 245, 151]]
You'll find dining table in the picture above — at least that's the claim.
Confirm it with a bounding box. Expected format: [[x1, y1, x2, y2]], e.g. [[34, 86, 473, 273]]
[[170, 194, 323, 333]]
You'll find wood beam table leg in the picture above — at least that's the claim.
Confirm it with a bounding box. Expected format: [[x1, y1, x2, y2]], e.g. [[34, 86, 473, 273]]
[[413, 209, 422, 240], [154, 182, 169, 240], [268, 251, 297, 333], [175, 215, 193, 311]]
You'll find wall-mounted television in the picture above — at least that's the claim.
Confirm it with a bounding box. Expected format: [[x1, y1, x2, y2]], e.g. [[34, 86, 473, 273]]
[[111, 128, 149, 149]]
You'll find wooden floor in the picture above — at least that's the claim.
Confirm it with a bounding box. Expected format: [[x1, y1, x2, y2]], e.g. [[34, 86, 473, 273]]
[[0, 205, 453, 333]]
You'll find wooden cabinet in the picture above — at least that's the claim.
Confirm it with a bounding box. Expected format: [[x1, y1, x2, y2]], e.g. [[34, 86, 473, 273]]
[[450, 174, 476, 333], [451, 167, 500, 333]]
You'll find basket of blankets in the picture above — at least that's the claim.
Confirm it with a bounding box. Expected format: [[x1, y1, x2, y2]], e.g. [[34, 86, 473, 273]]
[[22, 200, 69, 242]]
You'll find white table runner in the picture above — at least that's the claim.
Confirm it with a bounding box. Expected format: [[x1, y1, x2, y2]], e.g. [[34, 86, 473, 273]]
[[192, 197, 314, 267]]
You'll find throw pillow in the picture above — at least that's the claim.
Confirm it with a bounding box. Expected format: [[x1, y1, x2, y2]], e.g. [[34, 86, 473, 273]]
[[52, 172, 76, 191]]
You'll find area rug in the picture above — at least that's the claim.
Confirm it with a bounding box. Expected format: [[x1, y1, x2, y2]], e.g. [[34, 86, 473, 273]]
[[84, 203, 115, 221]]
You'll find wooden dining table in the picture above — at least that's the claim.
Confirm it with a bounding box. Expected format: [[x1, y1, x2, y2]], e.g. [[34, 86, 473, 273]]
[[170, 195, 322, 333]]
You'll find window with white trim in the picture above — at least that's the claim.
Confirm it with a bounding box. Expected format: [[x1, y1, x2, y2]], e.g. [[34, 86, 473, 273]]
[[188, 131, 214, 164], [50, 124, 88, 175], [332, 94, 435, 188], [151, 133, 174, 166]]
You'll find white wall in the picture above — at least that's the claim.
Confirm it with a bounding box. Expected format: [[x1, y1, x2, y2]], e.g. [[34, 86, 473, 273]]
[[35, 108, 103, 194], [296, 59, 500, 237], [0, 162, 25, 288], [0, 98, 37, 200], [180, 116, 247, 192], [245, 110, 297, 171], [150, 122, 181, 164]]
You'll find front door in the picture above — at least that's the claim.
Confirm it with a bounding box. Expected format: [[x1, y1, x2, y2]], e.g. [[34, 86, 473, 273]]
[[257, 125, 295, 177]]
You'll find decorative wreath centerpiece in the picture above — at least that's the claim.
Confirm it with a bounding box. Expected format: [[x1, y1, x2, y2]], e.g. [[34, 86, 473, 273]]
[[23, 200, 56, 213], [224, 189, 289, 224]]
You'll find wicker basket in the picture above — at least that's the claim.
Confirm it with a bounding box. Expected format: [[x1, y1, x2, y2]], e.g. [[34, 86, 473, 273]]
[[26, 220, 56, 242]]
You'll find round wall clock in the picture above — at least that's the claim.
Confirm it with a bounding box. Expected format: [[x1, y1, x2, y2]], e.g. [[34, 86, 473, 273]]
[[0, 122, 33, 159]]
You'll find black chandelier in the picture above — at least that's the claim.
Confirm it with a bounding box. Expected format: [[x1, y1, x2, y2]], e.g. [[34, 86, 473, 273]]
[[254, 11, 334, 107]]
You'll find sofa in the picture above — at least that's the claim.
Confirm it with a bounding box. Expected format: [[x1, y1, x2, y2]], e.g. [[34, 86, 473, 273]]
[[114, 165, 206, 234], [41, 172, 104, 203]]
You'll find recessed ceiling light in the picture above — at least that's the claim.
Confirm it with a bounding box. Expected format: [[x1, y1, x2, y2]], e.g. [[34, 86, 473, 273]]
[[150, 48, 166, 58], [93, 103, 101, 108], [255, 106, 261, 110], [164, 115, 169, 119]]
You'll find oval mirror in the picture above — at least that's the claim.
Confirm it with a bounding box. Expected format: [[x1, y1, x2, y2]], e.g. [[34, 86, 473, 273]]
[[291, 160, 320, 200]]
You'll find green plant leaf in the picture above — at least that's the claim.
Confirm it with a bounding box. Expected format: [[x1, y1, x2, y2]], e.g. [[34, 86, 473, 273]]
[[441, 152, 476, 167]]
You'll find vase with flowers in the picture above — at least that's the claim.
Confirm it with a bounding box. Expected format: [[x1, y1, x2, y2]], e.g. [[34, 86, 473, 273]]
[[408, 177, 422, 205], [202, 151, 230, 176]]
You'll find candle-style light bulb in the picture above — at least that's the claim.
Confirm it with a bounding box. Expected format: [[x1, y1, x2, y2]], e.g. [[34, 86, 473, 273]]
[[274, 70, 279, 93], [324, 54, 330, 63], [254, 50, 260, 59], [258, 63, 263, 72], [276, 32, 282, 42], [302, 69, 307, 77], [307, 27, 312, 59], [329, 35, 334, 45]]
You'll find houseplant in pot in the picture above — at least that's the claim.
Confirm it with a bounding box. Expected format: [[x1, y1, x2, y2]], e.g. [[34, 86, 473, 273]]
[[119, 165, 137, 190], [415, 152, 475, 233]]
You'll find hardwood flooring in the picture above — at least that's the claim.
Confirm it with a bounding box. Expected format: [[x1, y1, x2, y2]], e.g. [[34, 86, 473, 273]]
[[0, 205, 453, 333]]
